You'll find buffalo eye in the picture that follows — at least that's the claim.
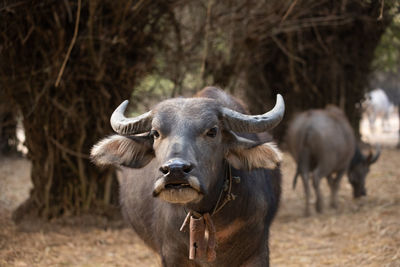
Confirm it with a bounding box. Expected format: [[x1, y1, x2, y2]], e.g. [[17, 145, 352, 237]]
[[206, 127, 218, 138], [150, 130, 160, 139]]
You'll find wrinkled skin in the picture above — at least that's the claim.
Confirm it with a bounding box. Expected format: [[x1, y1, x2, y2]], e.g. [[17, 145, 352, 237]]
[[286, 105, 380, 216], [91, 87, 282, 266], [149, 98, 226, 204]]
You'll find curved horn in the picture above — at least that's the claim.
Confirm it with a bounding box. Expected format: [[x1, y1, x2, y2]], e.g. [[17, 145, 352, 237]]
[[221, 94, 285, 133], [110, 100, 153, 135], [367, 145, 381, 165]]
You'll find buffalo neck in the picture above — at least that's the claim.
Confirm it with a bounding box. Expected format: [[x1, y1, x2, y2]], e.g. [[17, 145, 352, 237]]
[[184, 161, 228, 215], [349, 145, 362, 171]]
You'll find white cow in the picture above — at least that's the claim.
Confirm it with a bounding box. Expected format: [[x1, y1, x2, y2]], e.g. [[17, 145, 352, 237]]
[[363, 88, 394, 133]]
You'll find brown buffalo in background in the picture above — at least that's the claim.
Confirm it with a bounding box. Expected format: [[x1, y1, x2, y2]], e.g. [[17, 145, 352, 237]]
[[286, 105, 380, 216]]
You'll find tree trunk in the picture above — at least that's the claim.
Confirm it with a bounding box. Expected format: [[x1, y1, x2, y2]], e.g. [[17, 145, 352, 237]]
[[0, 0, 171, 220], [10, 87, 125, 221], [0, 90, 18, 156], [0, 111, 18, 156], [239, 1, 392, 142]]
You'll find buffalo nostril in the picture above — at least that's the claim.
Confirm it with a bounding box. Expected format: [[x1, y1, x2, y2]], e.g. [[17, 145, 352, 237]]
[[159, 166, 170, 175], [183, 164, 193, 174], [159, 159, 193, 177]]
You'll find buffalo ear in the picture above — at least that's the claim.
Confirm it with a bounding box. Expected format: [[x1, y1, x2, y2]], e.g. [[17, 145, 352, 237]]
[[91, 135, 154, 168], [224, 131, 281, 170]]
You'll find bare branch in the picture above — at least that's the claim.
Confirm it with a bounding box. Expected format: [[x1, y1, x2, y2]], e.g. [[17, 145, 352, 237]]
[[55, 0, 81, 87]]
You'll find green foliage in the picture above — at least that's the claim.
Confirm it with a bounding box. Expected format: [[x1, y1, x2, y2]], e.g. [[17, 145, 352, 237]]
[[131, 74, 175, 113], [373, 12, 400, 72]]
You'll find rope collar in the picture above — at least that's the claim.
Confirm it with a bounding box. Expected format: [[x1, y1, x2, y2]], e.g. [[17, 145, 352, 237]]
[[212, 163, 237, 215], [179, 163, 240, 262]]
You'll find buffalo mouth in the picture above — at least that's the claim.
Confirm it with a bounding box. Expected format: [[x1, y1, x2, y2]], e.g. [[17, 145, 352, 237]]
[[153, 176, 203, 204], [353, 188, 367, 198], [164, 182, 192, 190]]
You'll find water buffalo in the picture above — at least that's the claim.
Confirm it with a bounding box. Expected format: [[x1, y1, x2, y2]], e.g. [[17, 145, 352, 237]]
[[286, 105, 380, 216], [91, 87, 285, 266]]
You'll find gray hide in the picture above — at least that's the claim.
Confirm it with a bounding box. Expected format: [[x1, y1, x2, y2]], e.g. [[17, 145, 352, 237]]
[[286, 105, 380, 216], [91, 87, 284, 266]]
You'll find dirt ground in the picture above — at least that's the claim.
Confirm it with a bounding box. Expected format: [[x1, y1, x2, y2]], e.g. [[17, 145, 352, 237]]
[[0, 116, 399, 267]]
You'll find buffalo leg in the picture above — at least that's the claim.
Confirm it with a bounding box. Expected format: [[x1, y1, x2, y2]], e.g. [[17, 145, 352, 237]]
[[397, 106, 400, 149], [241, 246, 269, 266], [326, 174, 335, 207], [161, 256, 196, 267], [312, 171, 323, 213], [331, 170, 345, 209], [161, 248, 196, 267], [300, 172, 311, 216], [382, 111, 390, 132], [368, 112, 376, 133], [327, 171, 344, 209]]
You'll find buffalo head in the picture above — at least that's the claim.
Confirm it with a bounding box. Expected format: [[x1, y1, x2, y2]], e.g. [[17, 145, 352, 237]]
[[91, 95, 284, 204], [348, 146, 380, 198]]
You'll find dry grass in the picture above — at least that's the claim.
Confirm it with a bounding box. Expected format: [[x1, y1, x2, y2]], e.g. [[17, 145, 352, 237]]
[[271, 149, 400, 267], [0, 125, 399, 266], [270, 119, 400, 266]]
